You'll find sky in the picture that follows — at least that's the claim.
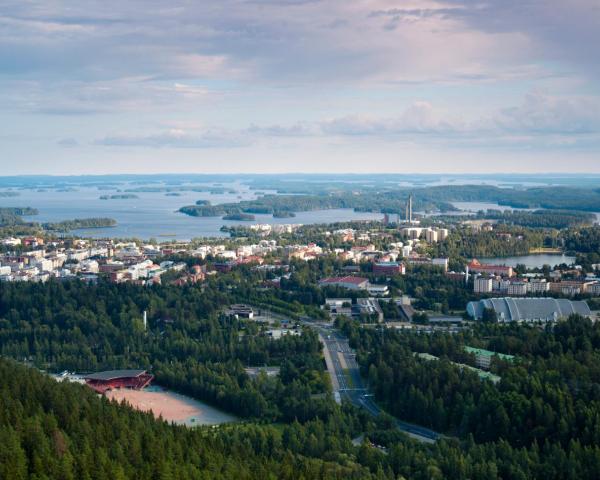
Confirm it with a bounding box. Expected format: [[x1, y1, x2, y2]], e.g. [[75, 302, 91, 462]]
[[1, 0, 600, 175]]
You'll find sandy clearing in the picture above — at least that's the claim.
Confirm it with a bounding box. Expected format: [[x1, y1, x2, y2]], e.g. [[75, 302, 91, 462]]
[[106, 388, 207, 423]]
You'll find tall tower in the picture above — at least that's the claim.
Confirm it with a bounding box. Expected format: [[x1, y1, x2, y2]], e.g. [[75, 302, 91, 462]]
[[143, 310, 147, 331], [408, 195, 413, 223]]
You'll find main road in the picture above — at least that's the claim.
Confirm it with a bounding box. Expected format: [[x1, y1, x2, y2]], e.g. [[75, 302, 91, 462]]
[[306, 319, 440, 443]]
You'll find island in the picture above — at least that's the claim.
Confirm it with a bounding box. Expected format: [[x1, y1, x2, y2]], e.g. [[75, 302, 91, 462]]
[[222, 213, 256, 221], [42, 218, 117, 232], [273, 210, 296, 218], [99, 194, 139, 200], [0, 207, 39, 228]]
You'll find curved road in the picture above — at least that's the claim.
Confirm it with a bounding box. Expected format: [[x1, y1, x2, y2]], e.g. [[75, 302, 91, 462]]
[[309, 320, 440, 443]]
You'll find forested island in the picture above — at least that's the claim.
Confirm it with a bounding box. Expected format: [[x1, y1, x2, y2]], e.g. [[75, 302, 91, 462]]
[[179, 185, 600, 220], [223, 212, 256, 221], [273, 210, 296, 218], [473, 209, 595, 228], [0, 207, 39, 227], [42, 217, 117, 232]]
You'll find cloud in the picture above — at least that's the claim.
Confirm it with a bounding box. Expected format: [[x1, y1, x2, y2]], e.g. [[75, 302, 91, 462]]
[[245, 123, 317, 137], [57, 137, 79, 147], [321, 101, 464, 136], [318, 93, 600, 140], [2, 0, 594, 88], [92, 92, 600, 150], [493, 92, 600, 134], [94, 128, 250, 148], [1, 0, 599, 173]]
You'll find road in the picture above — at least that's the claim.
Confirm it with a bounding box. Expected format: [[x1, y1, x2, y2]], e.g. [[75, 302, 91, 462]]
[[308, 320, 440, 443]]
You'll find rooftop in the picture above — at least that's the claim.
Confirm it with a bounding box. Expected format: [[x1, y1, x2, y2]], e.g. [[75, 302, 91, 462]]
[[464, 346, 515, 361], [320, 276, 368, 285], [83, 369, 148, 381]]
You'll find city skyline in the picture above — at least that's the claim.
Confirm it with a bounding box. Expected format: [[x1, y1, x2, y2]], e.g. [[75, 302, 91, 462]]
[[2, 0, 600, 174]]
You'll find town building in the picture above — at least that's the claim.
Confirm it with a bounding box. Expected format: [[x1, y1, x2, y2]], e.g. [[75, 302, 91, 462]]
[[467, 297, 591, 322], [464, 346, 515, 370], [474, 277, 493, 293], [318, 276, 369, 290], [228, 304, 255, 319], [372, 261, 405, 276], [507, 281, 527, 296], [468, 259, 514, 278]]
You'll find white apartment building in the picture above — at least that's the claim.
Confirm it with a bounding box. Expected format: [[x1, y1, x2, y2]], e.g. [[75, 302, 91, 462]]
[[474, 277, 493, 293], [425, 230, 439, 243], [508, 282, 527, 296], [437, 229, 449, 241], [528, 279, 550, 294], [432, 258, 449, 272], [34, 258, 54, 272], [67, 249, 91, 262]]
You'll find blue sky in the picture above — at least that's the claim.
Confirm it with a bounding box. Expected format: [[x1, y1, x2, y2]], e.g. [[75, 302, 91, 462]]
[[1, 0, 599, 174]]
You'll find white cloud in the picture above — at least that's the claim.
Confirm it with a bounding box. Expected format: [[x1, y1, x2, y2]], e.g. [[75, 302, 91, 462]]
[[493, 91, 600, 134], [94, 128, 250, 148]]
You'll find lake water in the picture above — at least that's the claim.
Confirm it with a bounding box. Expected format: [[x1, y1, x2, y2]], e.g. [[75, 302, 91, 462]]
[[0, 184, 382, 240], [480, 254, 575, 269], [451, 201, 534, 213], [452, 202, 600, 225]]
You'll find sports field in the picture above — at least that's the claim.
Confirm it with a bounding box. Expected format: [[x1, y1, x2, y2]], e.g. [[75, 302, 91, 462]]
[[106, 387, 237, 426]]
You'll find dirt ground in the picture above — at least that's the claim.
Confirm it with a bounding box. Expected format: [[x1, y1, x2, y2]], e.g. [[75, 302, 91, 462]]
[[106, 388, 203, 422]]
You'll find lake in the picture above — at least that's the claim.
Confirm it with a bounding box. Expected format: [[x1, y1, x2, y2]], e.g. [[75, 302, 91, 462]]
[[0, 183, 382, 240], [480, 254, 575, 269], [451, 201, 534, 213]]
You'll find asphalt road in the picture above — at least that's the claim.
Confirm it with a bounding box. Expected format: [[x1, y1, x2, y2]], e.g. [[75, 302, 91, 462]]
[[310, 322, 440, 443]]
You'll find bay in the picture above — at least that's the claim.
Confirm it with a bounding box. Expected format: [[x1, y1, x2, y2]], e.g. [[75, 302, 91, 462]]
[[1, 183, 382, 240]]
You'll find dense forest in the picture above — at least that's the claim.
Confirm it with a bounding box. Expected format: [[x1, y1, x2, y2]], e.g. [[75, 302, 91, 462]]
[[564, 226, 600, 267], [0, 280, 331, 422], [475, 209, 595, 229], [431, 226, 544, 259], [4, 279, 600, 477], [0, 357, 376, 479], [342, 315, 600, 450]]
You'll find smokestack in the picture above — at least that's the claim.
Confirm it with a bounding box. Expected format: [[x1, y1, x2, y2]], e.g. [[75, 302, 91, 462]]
[[143, 311, 147, 331]]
